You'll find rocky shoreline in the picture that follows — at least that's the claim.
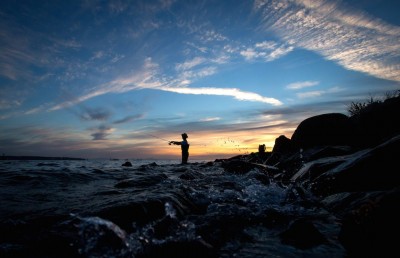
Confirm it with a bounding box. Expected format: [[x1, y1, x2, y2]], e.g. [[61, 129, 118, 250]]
[[215, 95, 400, 257], [1, 96, 398, 258]]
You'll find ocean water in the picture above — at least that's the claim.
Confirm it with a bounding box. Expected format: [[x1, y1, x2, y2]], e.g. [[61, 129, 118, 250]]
[[0, 159, 345, 257]]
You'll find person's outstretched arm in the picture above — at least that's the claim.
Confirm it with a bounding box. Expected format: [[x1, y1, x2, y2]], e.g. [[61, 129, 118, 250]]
[[169, 141, 181, 145]]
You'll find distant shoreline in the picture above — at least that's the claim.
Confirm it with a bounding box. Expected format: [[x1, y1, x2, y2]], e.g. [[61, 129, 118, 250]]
[[0, 156, 85, 161]]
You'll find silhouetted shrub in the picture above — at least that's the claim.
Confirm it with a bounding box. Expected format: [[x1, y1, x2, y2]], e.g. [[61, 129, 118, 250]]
[[347, 101, 369, 116], [347, 90, 399, 116]]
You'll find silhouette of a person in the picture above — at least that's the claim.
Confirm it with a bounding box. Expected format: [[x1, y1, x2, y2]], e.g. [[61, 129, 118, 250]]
[[169, 133, 189, 164]]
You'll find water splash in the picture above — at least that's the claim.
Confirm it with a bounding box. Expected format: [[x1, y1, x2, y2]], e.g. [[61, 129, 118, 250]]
[[164, 201, 177, 219], [75, 215, 131, 258]]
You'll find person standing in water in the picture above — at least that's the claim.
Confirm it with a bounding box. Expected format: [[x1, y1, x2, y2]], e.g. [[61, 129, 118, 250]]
[[169, 133, 189, 164]]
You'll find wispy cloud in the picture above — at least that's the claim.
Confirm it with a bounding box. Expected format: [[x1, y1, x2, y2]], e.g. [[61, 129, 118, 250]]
[[0, 44, 36, 81], [286, 81, 319, 90], [158, 86, 283, 106], [24, 105, 48, 115], [296, 86, 343, 99], [49, 58, 160, 111], [255, 0, 400, 82], [185, 42, 208, 53], [297, 91, 324, 99], [176, 57, 206, 71], [240, 41, 293, 61], [90, 125, 115, 140], [80, 107, 111, 121], [0, 99, 21, 110], [199, 29, 228, 42], [0, 18, 86, 82], [177, 66, 217, 83], [113, 114, 144, 124], [49, 57, 283, 110], [200, 117, 221, 122]]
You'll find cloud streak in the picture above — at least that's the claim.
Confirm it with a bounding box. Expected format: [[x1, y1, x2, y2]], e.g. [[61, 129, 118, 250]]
[[240, 41, 294, 62], [286, 81, 319, 90], [90, 125, 115, 140], [49, 56, 284, 111], [113, 114, 144, 124], [158, 86, 283, 106], [296, 86, 343, 99], [80, 107, 111, 121], [200, 117, 220, 122], [255, 0, 400, 82], [49, 58, 161, 111], [176, 57, 206, 71]]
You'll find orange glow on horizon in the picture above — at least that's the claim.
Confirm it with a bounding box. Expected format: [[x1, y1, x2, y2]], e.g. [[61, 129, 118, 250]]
[[97, 124, 297, 160], [140, 130, 288, 160]]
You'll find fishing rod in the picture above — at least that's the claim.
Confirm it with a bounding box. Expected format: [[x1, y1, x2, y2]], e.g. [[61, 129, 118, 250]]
[[145, 133, 171, 142]]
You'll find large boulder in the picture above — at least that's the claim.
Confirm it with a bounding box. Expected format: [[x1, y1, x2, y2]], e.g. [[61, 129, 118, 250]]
[[272, 135, 295, 155], [291, 113, 351, 149], [321, 189, 400, 258], [310, 135, 400, 197]]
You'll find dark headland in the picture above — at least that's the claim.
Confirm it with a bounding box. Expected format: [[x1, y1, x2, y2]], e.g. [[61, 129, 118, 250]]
[[0, 156, 85, 161]]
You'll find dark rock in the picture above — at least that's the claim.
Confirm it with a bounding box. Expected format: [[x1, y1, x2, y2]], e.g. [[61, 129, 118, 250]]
[[138, 239, 217, 258], [152, 216, 180, 239], [137, 162, 159, 171], [272, 135, 295, 155], [311, 135, 400, 197], [291, 113, 351, 149], [288, 96, 400, 151], [290, 155, 347, 183], [173, 167, 188, 172], [245, 170, 270, 185], [322, 188, 400, 258], [268, 150, 304, 180], [279, 219, 326, 249], [306, 145, 354, 161], [261, 209, 292, 228], [0, 215, 78, 258], [221, 160, 257, 174], [264, 152, 282, 166], [179, 170, 204, 180], [97, 200, 166, 231], [200, 161, 214, 167], [179, 172, 196, 180], [244, 151, 271, 163], [263, 135, 295, 167], [196, 204, 253, 248], [272, 145, 354, 182], [349, 96, 400, 148], [215, 154, 247, 163], [121, 161, 132, 167]]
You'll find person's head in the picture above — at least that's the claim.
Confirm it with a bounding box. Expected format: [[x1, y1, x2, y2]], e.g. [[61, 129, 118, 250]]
[[181, 133, 188, 139]]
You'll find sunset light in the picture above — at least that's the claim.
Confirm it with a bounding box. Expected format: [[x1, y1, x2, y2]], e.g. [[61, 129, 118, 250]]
[[1, 0, 399, 160]]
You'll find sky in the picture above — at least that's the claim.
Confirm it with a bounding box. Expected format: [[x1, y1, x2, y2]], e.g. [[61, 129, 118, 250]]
[[0, 0, 399, 160]]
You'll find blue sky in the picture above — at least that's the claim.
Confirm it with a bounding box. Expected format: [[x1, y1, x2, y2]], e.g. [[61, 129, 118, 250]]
[[1, 0, 399, 159]]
